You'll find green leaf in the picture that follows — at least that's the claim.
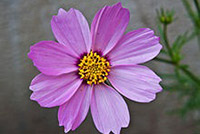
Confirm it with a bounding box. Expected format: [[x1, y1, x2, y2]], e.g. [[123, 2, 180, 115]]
[[172, 32, 188, 51], [182, 0, 199, 27]]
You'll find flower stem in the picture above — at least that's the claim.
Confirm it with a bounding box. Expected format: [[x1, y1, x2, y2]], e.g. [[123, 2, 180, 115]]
[[182, 0, 196, 25], [156, 1, 200, 86], [194, 0, 200, 18], [154, 57, 174, 65], [187, 30, 198, 41], [181, 66, 200, 85], [193, 0, 200, 49], [163, 24, 174, 59], [156, 19, 200, 86], [154, 57, 200, 86]]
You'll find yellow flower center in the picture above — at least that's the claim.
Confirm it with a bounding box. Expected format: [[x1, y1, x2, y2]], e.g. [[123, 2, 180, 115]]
[[78, 51, 111, 85]]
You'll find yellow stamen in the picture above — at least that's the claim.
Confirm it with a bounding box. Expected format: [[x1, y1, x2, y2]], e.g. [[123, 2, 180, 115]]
[[78, 51, 111, 85]]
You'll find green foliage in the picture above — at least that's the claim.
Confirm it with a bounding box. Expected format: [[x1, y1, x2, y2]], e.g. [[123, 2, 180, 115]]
[[172, 32, 188, 61], [182, 0, 200, 28], [154, 0, 200, 127], [161, 70, 200, 117], [182, 0, 200, 49]]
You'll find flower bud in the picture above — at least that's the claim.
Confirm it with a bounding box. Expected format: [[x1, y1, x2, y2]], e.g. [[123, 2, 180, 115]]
[[157, 8, 174, 25]]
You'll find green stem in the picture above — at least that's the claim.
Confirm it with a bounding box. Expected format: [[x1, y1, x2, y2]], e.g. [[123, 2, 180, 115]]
[[154, 57, 174, 65], [156, 2, 200, 86], [194, 0, 200, 47], [194, 0, 200, 49], [187, 30, 198, 41], [181, 67, 200, 85], [194, 0, 200, 18], [187, 30, 200, 49], [163, 24, 173, 59], [154, 58, 200, 86], [182, 0, 197, 25]]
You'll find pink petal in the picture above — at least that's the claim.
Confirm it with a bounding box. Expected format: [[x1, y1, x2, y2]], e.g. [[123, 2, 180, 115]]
[[106, 28, 162, 66], [28, 41, 78, 76], [91, 2, 130, 55], [91, 84, 130, 134], [30, 72, 82, 108], [51, 8, 92, 56], [108, 65, 162, 103], [58, 84, 92, 133]]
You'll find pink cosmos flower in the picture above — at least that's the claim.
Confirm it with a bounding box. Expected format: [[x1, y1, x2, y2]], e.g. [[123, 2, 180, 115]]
[[28, 2, 162, 134]]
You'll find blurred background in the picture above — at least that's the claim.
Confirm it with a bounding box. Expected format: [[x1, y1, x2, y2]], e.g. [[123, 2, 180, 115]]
[[0, 0, 200, 134]]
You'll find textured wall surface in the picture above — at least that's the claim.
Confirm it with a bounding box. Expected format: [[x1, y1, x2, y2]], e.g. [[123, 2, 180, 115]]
[[0, 0, 199, 134]]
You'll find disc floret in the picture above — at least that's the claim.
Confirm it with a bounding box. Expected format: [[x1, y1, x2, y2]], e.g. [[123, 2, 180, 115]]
[[78, 51, 111, 85]]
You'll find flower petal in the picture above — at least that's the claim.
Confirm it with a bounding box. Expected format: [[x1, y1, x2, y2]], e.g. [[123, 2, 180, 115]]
[[30, 72, 82, 108], [106, 28, 162, 66], [58, 84, 92, 133], [51, 8, 92, 56], [28, 41, 78, 76], [91, 84, 130, 134], [91, 2, 130, 55], [108, 65, 162, 103]]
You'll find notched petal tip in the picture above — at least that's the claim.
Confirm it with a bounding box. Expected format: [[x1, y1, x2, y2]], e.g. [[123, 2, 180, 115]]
[[58, 8, 66, 14], [145, 94, 156, 103], [112, 2, 130, 16], [56, 7, 80, 17], [68, 8, 77, 13], [51, 15, 57, 23], [114, 2, 122, 7], [29, 85, 34, 91], [27, 40, 79, 75], [58, 84, 92, 133], [30, 93, 49, 108], [91, 84, 130, 134], [28, 44, 37, 60], [51, 8, 66, 24], [30, 93, 34, 100], [157, 87, 163, 93], [64, 128, 71, 133], [55, 8, 69, 17], [108, 65, 162, 103], [51, 6, 91, 56], [107, 27, 163, 65], [91, 2, 130, 55]]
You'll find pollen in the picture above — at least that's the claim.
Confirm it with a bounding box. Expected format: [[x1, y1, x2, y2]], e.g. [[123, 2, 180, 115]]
[[78, 51, 111, 85]]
